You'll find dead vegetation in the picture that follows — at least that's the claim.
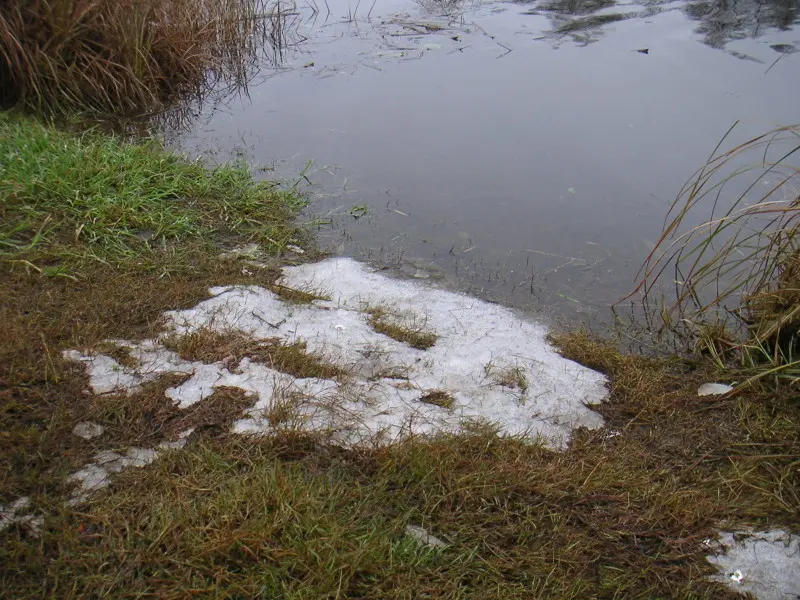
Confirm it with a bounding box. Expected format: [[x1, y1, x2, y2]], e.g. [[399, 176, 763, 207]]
[[0, 0, 301, 116], [3, 331, 798, 597], [486, 363, 529, 392], [0, 261, 287, 502], [3, 225, 799, 598], [632, 123, 800, 390], [78, 376, 256, 447], [366, 307, 438, 350], [267, 283, 330, 304], [418, 390, 455, 409], [162, 328, 345, 379]]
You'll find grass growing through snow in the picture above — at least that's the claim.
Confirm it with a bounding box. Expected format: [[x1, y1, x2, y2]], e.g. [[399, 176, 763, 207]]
[[3, 112, 799, 597], [0, 112, 306, 275], [3, 333, 799, 597], [163, 328, 346, 379], [0, 109, 309, 508], [418, 390, 455, 409], [367, 307, 438, 350]]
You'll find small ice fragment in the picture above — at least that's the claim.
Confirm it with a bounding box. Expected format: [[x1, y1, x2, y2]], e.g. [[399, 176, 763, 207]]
[[158, 434, 190, 451], [698, 383, 734, 396], [405, 524, 447, 548], [69, 464, 110, 492], [730, 569, 744, 583], [0, 498, 43, 535], [124, 447, 159, 467], [567, 187, 576, 194], [72, 421, 105, 439], [286, 244, 305, 255], [220, 243, 262, 260], [0, 497, 31, 531]]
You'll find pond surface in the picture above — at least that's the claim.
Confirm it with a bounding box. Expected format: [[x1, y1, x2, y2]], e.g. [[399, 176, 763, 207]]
[[170, 0, 799, 328]]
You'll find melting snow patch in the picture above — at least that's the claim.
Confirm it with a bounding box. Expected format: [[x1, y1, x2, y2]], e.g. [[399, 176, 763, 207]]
[[64, 258, 607, 451], [405, 524, 447, 548], [72, 421, 105, 439], [63, 342, 194, 396], [68, 434, 192, 505], [707, 529, 800, 599], [0, 497, 43, 535]]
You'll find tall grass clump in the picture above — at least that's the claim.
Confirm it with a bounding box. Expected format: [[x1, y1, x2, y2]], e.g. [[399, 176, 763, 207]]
[[632, 123, 800, 388], [0, 0, 296, 116]]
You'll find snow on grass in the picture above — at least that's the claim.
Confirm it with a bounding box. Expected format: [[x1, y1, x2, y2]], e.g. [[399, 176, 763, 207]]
[[707, 529, 800, 600], [0, 497, 42, 535], [63, 258, 609, 498]]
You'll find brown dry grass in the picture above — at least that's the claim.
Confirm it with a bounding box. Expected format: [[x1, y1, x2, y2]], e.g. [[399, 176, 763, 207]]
[[418, 390, 455, 409], [0, 0, 288, 115], [267, 283, 330, 304], [3, 330, 798, 597], [367, 307, 438, 350], [3, 265, 799, 597], [163, 328, 346, 379], [631, 123, 800, 388], [0, 261, 278, 502]]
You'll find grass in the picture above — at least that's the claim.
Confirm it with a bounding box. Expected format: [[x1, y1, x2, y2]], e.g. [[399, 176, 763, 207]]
[[3, 332, 799, 597], [0, 109, 309, 502], [268, 282, 330, 304], [367, 307, 438, 350], [0, 0, 297, 116], [0, 112, 307, 275], [80, 378, 256, 447], [2, 111, 800, 596], [163, 328, 346, 379], [418, 390, 455, 409], [630, 122, 800, 389], [485, 363, 529, 393]]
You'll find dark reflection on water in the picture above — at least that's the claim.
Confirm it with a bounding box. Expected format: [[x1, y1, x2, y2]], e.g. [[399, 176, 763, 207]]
[[521, 0, 799, 51], [685, 0, 798, 47]]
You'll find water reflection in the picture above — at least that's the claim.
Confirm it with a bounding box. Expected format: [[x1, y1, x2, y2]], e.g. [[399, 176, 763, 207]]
[[685, 0, 799, 48], [168, 0, 799, 329], [521, 0, 799, 51], [537, 0, 616, 14]]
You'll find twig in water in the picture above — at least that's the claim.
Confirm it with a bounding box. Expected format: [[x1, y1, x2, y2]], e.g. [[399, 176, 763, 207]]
[[358, 61, 383, 71], [496, 41, 512, 58], [764, 51, 787, 74]]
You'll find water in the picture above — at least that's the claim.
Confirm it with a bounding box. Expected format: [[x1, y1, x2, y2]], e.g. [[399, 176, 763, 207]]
[[170, 0, 799, 328]]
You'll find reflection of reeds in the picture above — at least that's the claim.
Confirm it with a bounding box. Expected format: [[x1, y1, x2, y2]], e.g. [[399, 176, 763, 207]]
[[0, 0, 302, 116], [631, 122, 800, 386], [413, 0, 472, 17]]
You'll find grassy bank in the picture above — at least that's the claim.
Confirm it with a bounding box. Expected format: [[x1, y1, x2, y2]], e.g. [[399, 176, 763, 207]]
[[1, 113, 799, 598], [0, 110, 310, 510], [3, 331, 798, 598], [0, 112, 306, 275], [633, 123, 800, 389]]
